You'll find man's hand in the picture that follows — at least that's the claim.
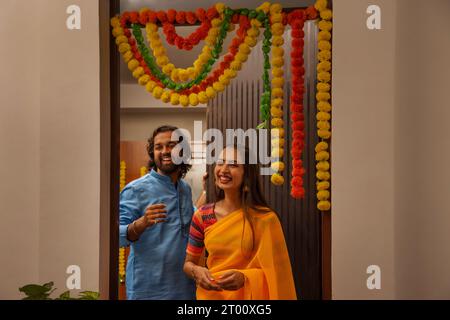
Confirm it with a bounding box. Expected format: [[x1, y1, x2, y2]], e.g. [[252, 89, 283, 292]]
[[216, 270, 245, 291], [142, 204, 167, 228], [192, 266, 222, 291]]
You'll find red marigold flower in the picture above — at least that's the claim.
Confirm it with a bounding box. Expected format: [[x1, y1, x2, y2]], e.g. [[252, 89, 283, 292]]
[[291, 188, 305, 199], [292, 121, 305, 131], [167, 9, 177, 23], [292, 140, 305, 149], [305, 6, 319, 20], [206, 7, 218, 20], [184, 43, 194, 51], [140, 60, 146, 68], [196, 8, 206, 22], [290, 103, 303, 113], [292, 29, 305, 38], [291, 176, 304, 188], [292, 38, 304, 48], [292, 58, 304, 68], [129, 12, 139, 23], [291, 112, 305, 122], [128, 38, 136, 46], [231, 14, 239, 24], [292, 65, 305, 75], [139, 13, 149, 25], [292, 167, 306, 177], [144, 67, 151, 75], [148, 11, 157, 23], [157, 11, 167, 23], [291, 148, 302, 159], [186, 12, 197, 25], [192, 86, 200, 94], [291, 19, 305, 30], [293, 130, 305, 140], [293, 159, 303, 168], [176, 11, 186, 24]]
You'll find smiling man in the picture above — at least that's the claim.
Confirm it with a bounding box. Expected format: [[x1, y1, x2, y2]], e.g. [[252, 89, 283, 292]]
[[119, 125, 200, 300]]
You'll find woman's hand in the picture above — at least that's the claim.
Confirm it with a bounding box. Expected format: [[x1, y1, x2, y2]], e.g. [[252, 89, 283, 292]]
[[192, 266, 222, 291], [216, 270, 245, 291]]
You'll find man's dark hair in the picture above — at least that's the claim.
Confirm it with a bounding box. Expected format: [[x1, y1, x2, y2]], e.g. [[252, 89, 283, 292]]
[[146, 125, 192, 179]]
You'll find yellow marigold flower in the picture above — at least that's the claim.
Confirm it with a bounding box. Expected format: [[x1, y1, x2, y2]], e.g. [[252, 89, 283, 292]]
[[317, 111, 331, 121], [271, 173, 285, 186], [150, 39, 162, 51], [213, 82, 225, 92], [317, 92, 331, 101], [236, 52, 248, 63], [180, 95, 189, 107], [272, 57, 284, 68], [270, 3, 283, 14], [123, 51, 134, 63], [146, 23, 158, 33], [315, 141, 329, 152], [244, 36, 257, 48], [318, 40, 332, 51], [318, 71, 331, 83], [156, 56, 169, 67], [248, 28, 260, 37], [111, 17, 121, 28], [271, 23, 285, 36], [271, 118, 284, 128], [153, 45, 166, 57], [318, 122, 332, 134], [178, 69, 189, 82], [321, 9, 333, 20], [272, 68, 284, 78], [112, 27, 124, 37], [128, 59, 139, 72], [170, 93, 180, 105], [171, 68, 180, 82], [316, 170, 331, 181], [271, 148, 284, 158], [271, 108, 283, 118], [152, 86, 163, 99], [139, 7, 150, 15], [317, 181, 331, 191], [198, 91, 208, 104], [318, 31, 332, 42], [161, 91, 171, 103], [239, 43, 251, 55], [316, 161, 330, 172], [230, 61, 242, 71], [257, 2, 271, 14], [272, 138, 285, 148], [132, 67, 145, 79], [272, 77, 284, 88], [316, 150, 330, 161], [318, 200, 331, 211], [162, 63, 175, 75], [206, 87, 216, 99], [219, 75, 230, 86], [251, 19, 262, 28], [189, 94, 199, 107], [211, 18, 222, 28], [271, 98, 283, 108], [272, 35, 284, 47], [209, 28, 220, 37], [271, 13, 283, 23], [115, 35, 128, 45], [272, 88, 284, 98], [317, 190, 330, 201], [224, 69, 237, 79], [118, 43, 131, 54], [215, 3, 226, 14], [199, 52, 211, 63], [315, 0, 328, 12], [187, 67, 196, 78], [318, 101, 332, 112], [271, 128, 285, 138], [272, 47, 284, 57], [317, 61, 332, 72], [146, 81, 156, 93], [319, 20, 333, 32], [317, 82, 331, 92], [205, 36, 216, 46], [138, 75, 150, 86], [318, 50, 332, 62], [271, 161, 285, 173], [318, 129, 332, 139]]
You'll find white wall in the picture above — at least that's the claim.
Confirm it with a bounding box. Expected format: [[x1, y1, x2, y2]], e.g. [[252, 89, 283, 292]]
[[332, 0, 397, 299], [0, 0, 41, 299]]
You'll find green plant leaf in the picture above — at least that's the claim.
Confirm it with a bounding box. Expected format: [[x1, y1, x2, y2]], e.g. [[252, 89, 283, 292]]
[[78, 291, 100, 300], [19, 284, 52, 296], [56, 291, 72, 300]]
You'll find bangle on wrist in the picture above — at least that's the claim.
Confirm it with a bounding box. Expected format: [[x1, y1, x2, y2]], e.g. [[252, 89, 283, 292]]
[[130, 220, 140, 238]]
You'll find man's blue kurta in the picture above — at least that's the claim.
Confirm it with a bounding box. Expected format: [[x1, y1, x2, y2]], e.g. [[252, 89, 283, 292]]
[[119, 169, 196, 300]]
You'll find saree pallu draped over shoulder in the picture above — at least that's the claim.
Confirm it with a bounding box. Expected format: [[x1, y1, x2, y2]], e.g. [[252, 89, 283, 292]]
[[197, 208, 297, 300]]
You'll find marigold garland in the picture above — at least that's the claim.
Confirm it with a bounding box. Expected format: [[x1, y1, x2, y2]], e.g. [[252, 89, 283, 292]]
[[314, 0, 332, 211]]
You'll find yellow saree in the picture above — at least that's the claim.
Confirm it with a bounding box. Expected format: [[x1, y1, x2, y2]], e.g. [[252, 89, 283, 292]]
[[197, 208, 297, 300]]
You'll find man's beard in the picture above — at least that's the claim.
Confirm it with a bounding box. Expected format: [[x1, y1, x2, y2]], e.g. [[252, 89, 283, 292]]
[[155, 154, 179, 175]]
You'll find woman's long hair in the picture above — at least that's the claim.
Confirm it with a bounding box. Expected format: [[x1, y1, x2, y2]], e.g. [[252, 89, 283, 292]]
[[213, 144, 272, 258]]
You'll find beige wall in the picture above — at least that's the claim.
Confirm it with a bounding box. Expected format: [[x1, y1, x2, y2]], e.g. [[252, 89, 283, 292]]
[[0, 0, 101, 299], [394, 0, 450, 299], [39, 0, 100, 296], [0, 0, 41, 299], [332, 0, 397, 299]]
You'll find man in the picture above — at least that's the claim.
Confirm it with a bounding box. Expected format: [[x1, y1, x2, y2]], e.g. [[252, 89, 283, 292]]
[[120, 125, 204, 300]]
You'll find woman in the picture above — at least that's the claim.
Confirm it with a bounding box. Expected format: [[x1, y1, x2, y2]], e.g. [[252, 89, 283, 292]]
[[183, 144, 297, 300]]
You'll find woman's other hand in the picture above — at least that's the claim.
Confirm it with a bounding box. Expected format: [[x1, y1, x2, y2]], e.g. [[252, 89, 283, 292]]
[[216, 270, 245, 291], [192, 266, 222, 291]]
